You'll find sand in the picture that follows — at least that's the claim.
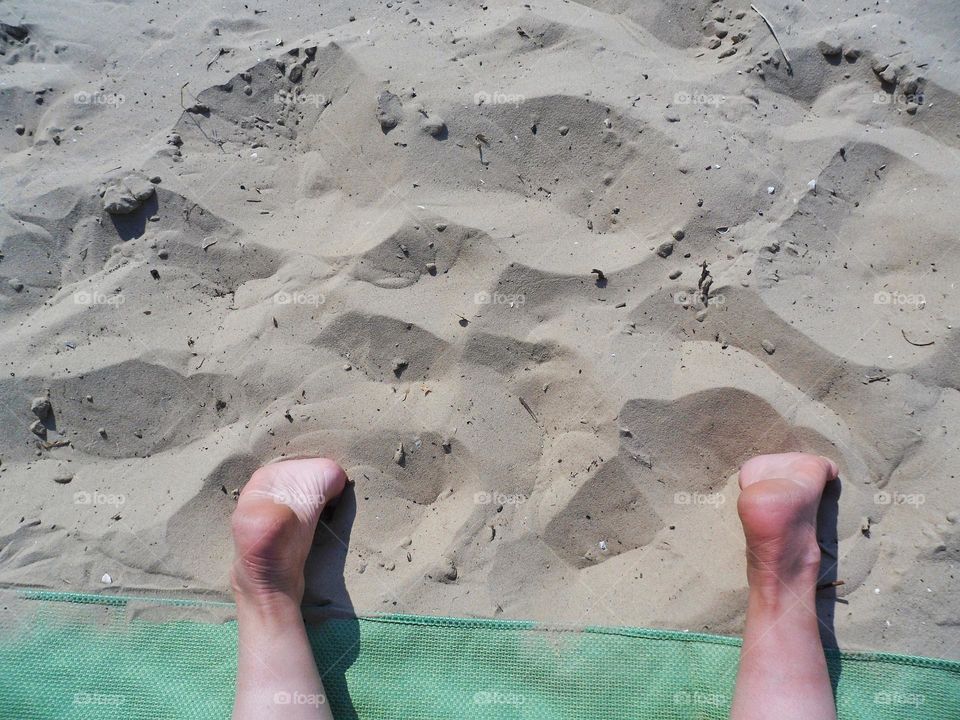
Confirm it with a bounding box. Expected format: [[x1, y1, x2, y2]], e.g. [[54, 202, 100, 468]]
[[1, 0, 959, 660]]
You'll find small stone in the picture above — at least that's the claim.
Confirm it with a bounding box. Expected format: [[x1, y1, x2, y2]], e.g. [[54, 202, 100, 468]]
[[434, 223, 447, 232], [54, 473, 73, 484], [123, 175, 155, 202], [393, 443, 405, 465], [384, 561, 396, 571], [425, 262, 437, 274], [391, 357, 408, 375], [288, 64, 303, 82], [485, 525, 496, 541], [900, 76, 920, 96], [761, 339, 776, 355], [879, 66, 898, 85], [707, 37, 721, 50], [15, 124, 25, 135], [843, 47, 861, 61], [420, 115, 446, 137], [98, 427, 107, 438], [668, 269, 682, 280], [400, 537, 413, 548], [718, 46, 738, 59], [101, 573, 112, 584], [8, 279, 24, 292], [558, 125, 570, 136], [817, 40, 842, 58], [860, 516, 871, 536], [695, 310, 707, 322], [440, 558, 458, 582], [671, 228, 685, 241], [343, 363, 352, 371], [157, 249, 169, 260], [149, 176, 161, 184], [102, 181, 140, 215], [905, 102, 919, 115], [656, 241, 674, 258], [376, 90, 403, 132], [31, 396, 52, 419], [29, 420, 47, 438]]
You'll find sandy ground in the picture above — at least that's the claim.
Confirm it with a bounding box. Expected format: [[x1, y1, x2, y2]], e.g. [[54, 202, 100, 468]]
[[1, 0, 959, 660]]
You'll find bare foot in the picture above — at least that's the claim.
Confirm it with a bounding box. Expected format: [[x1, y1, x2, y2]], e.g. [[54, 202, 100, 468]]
[[730, 452, 839, 720], [231, 458, 346, 720], [737, 452, 838, 602], [231, 458, 347, 607]]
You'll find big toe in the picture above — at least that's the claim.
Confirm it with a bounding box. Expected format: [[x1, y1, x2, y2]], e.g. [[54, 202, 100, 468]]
[[738, 452, 838, 491], [240, 457, 347, 525]]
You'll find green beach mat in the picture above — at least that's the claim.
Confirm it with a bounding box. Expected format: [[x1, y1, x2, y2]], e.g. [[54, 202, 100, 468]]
[[0, 590, 956, 719]]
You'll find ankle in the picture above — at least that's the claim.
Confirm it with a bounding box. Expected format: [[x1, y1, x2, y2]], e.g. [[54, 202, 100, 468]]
[[747, 557, 820, 611]]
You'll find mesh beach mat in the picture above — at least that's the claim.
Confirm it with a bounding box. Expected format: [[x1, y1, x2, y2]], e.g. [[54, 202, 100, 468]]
[[1, 590, 957, 719]]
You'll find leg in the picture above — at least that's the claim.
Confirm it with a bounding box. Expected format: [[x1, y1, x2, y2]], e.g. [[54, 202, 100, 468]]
[[730, 453, 839, 720], [230, 457, 348, 720]]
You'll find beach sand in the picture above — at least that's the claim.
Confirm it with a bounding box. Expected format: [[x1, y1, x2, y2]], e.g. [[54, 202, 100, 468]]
[[1, 0, 958, 659]]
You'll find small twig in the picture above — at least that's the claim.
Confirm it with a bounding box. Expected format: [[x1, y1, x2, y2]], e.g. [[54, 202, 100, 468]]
[[179, 82, 225, 152], [817, 579, 845, 591], [206, 47, 228, 70], [518, 396, 539, 423], [901, 329, 934, 347], [751, 4, 793, 74]]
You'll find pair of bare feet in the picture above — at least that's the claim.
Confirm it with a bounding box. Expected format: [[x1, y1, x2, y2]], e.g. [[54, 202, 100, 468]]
[[230, 452, 839, 720]]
